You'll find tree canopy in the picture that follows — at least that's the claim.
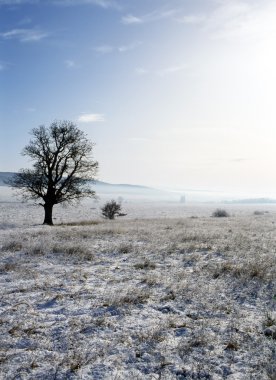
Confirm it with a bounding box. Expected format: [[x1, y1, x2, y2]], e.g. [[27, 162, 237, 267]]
[[9, 120, 98, 224]]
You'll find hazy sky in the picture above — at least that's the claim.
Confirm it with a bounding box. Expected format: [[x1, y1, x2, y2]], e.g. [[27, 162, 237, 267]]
[[1, 0, 276, 195]]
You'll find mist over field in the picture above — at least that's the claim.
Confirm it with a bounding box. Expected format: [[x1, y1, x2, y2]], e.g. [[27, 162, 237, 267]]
[[2, 172, 276, 205]]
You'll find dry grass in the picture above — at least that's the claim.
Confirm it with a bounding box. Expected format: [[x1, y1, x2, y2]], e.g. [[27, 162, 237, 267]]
[[0, 202, 275, 379], [58, 220, 101, 226]]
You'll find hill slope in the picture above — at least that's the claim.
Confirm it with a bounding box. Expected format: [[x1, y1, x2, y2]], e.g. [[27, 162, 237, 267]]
[[0, 172, 178, 202], [0, 172, 15, 186]]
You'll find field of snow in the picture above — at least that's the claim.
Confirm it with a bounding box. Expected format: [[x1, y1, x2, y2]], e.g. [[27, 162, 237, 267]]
[[0, 200, 275, 379]]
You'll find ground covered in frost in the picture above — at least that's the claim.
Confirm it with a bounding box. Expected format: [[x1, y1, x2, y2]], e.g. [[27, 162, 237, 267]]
[[0, 202, 275, 379]]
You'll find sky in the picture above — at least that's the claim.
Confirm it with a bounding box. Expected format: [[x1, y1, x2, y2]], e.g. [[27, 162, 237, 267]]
[[1, 0, 276, 197]]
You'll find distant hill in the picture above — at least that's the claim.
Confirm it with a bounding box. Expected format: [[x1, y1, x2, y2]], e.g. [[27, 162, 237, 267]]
[[94, 180, 151, 190], [0, 172, 154, 191], [0, 172, 177, 201], [0, 172, 16, 186], [3, 173, 276, 204]]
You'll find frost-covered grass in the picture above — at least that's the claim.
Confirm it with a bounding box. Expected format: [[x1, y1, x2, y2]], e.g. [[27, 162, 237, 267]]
[[0, 202, 275, 379]]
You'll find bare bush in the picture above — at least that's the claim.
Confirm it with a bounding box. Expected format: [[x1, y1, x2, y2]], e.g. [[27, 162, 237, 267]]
[[101, 200, 122, 220], [212, 208, 230, 217], [134, 258, 156, 270]]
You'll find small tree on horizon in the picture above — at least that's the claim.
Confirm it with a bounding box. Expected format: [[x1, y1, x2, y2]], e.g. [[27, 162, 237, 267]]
[[212, 208, 229, 218], [101, 200, 122, 220], [8, 120, 98, 225]]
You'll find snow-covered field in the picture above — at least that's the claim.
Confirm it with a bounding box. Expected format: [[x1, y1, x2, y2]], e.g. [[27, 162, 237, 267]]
[[0, 200, 275, 379]]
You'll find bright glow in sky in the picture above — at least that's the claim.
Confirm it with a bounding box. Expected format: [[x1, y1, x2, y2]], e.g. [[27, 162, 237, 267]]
[[1, 0, 276, 196]]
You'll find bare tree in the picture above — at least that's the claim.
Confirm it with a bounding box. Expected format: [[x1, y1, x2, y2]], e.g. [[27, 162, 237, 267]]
[[8, 120, 98, 225], [101, 200, 122, 220]]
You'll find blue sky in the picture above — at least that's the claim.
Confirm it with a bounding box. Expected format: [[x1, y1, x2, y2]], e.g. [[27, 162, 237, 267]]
[[1, 0, 276, 196]]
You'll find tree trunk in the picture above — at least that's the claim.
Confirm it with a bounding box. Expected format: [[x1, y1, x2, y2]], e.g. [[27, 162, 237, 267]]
[[43, 203, 54, 225]]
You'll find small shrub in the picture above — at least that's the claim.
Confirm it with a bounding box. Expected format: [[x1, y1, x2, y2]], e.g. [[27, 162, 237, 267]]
[[28, 243, 49, 255], [118, 290, 150, 305], [212, 209, 229, 218], [253, 211, 265, 216], [263, 311, 276, 328], [134, 258, 156, 270], [52, 244, 93, 260], [117, 243, 133, 254], [2, 240, 23, 252], [105, 288, 151, 306], [0, 262, 18, 273], [224, 339, 239, 351], [101, 200, 123, 220]]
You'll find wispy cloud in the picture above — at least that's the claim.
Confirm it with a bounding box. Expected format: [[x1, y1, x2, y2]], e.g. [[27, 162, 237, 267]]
[[64, 59, 78, 68], [118, 41, 142, 53], [135, 64, 188, 77], [25, 107, 36, 112], [135, 67, 149, 75], [0, 0, 38, 4], [77, 113, 105, 123], [204, 1, 256, 40], [177, 14, 206, 25], [215, 1, 276, 42], [156, 64, 188, 76], [94, 45, 114, 54], [121, 0, 276, 44], [185, 0, 276, 43], [52, 0, 119, 8], [18, 17, 33, 25], [122, 8, 177, 25], [0, 0, 119, 7], [95, 41, 141, 54], [0, 28, 48, 42], [0, 60, 12, 71], [121, 15, 143, 25], [128, 137, 151, 142]]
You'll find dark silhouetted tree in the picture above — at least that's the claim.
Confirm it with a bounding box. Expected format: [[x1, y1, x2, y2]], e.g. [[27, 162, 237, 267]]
[[8, 120, 98, 225], [101, 200, 122, 220]]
